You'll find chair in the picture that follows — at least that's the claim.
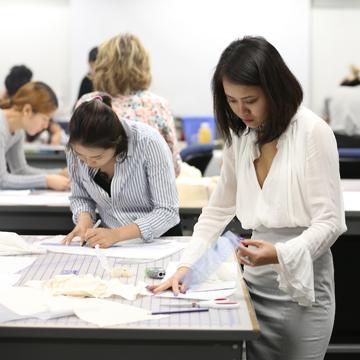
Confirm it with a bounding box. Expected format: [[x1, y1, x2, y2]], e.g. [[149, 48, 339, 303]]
[[180, 144, 214, 175]]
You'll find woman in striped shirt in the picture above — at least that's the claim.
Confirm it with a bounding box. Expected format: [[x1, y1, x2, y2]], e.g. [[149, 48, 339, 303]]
[[64, 94, 181, 248]]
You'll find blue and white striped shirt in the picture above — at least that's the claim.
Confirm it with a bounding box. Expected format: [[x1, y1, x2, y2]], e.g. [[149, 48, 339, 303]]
[[67, 120, 180, 242]]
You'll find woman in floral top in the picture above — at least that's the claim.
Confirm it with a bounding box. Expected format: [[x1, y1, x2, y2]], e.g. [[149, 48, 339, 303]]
[[77, 33, 181, 176]]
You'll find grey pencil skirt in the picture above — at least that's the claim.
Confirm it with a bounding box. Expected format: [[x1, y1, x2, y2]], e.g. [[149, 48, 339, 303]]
[[243, 227, 335, 360]]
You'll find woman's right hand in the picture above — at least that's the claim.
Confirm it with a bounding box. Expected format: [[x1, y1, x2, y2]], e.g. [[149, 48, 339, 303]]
[[147, 266, 190, 295], [63, 213, 94, 246], [45, 174, 70, 191]]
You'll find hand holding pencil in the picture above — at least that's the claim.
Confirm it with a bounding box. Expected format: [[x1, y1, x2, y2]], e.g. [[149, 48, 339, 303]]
[[62, 212, 97, 246]]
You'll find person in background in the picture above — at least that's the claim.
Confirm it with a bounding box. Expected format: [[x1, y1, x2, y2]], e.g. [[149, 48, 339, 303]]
[[0, 81, 69, 190], [2, 64, 65, 145], [340, 64, 360, 87], [149, 36, 346, 360], [76, 46, 98, 100], [2, 65, 33, 100], [64, 94, 181, 248], [77, 33, 181, 176]]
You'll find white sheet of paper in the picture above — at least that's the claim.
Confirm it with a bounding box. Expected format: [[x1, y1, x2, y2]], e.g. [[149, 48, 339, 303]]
[[0, 192, 70, 206], [38, 236, 187, 260], [0, 274, 21, 289], [0, 287, 78, 316], [0, 256, 37, 274], [73, 298, 166, 327], [0, 190, 31, 196], [149, 261, 237, 300]]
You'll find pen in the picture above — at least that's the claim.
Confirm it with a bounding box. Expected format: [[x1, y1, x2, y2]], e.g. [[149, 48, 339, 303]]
[[151, 308, 209, 315], [94, 244, 112, 273], [81, 219, 101, 247]]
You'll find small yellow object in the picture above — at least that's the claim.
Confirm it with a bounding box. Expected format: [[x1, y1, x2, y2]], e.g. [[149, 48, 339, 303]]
[[197, 122, 212, 144]]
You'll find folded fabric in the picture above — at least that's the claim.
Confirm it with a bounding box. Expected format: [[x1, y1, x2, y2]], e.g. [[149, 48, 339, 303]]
[[0, 231, 46, 256], [26, 274, 148, 301]]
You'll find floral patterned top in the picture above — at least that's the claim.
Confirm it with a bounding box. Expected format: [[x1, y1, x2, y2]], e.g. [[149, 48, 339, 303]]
[[77, 90, 181, 176]]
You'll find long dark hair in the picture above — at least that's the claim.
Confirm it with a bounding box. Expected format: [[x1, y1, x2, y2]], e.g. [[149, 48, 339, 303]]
[[212, 36, 303, 146], [68, 93, 128, 162]]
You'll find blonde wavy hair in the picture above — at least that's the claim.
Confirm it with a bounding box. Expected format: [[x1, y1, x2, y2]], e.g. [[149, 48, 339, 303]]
[[93, 33, 151, 96]]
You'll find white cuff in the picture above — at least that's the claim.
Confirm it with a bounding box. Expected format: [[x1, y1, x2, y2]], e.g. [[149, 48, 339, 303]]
[[273, 241, 315, 307]]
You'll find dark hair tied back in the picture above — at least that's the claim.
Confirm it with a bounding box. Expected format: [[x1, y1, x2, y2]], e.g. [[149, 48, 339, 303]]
[[68, 93, 128, 162]]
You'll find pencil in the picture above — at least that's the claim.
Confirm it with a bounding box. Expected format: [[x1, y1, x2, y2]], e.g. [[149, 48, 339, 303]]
[[151, 308, 209, 315]]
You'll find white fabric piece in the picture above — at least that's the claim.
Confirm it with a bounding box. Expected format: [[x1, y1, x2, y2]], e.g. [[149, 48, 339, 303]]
[[26, 274, 148, 301], [0, 231, 46, 255], [179, 107, 346, 306], [0, 287, 164, 326]]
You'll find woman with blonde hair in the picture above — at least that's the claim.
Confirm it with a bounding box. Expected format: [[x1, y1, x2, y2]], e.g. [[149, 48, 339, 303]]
[[0, 81, 69, 190], [78, 33, 181, 176]]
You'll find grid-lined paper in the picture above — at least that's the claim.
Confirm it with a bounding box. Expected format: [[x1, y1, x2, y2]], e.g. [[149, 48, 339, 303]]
[[2, 236, 255, 334]]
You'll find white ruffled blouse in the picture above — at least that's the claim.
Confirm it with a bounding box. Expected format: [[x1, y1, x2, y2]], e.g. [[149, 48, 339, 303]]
[[180, 106, 347, 306]]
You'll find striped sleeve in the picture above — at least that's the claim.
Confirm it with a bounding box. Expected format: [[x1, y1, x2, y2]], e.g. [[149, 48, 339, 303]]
[[134, 134, 180, 241], [67, 149, 97, 224]]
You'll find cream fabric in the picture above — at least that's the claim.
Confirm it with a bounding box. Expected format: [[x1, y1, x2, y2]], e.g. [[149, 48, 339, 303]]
[[26, 274, 148, 301], [180, 106, 346, 306]]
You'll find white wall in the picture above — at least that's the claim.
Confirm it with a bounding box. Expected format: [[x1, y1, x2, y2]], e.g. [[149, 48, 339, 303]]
[[0, 0, 70, 116], [70, 0, 311, 116], [0, 0, 311, 118], [311, 7, 360, 115]]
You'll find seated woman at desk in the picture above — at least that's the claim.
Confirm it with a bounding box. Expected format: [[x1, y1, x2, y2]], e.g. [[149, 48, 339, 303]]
[[63, 94, 180, 248], [150, 36, 346, 360], [0, 81, 69, 190], [2, 65, 66, 146]]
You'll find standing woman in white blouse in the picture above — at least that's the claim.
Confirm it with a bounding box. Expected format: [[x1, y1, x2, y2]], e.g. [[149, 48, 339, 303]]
[[150, 36, 346, 360]]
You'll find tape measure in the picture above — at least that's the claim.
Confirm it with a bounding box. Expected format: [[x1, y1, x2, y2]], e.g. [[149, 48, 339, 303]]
[[145, 267, 166, 279]]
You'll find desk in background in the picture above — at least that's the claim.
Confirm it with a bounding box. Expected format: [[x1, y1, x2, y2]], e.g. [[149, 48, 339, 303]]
[[0, 236, 259, 360], [24, 143, 67, 169], [0, 191, 73, 235]]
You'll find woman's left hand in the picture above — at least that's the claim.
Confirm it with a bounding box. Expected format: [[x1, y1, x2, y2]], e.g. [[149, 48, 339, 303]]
[[236, 239, 279, 266], [84, 228, 119, 248]]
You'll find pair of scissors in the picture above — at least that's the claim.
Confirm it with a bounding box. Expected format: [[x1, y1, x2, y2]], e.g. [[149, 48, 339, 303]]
[[161, 298, 240, 309]]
